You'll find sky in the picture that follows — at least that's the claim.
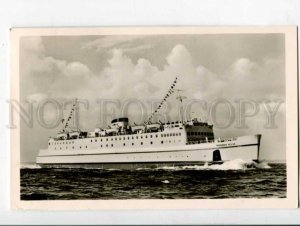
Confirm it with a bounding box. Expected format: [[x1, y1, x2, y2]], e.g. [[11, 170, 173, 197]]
[[19, 33, 286, 162]]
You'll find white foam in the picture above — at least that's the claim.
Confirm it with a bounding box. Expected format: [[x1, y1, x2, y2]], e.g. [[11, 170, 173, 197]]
[[161, 180, 170, 184], [155, 159, 272, 171], [21, 163, 42, 169]]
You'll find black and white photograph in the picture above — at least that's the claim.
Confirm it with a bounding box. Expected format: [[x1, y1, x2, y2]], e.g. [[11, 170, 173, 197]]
[[10, 27, 297, 209]]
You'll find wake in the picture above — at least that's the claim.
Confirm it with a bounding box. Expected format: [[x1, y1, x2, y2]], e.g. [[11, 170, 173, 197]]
[[21, 159, 271, 171], [156, 159, 271, 171]]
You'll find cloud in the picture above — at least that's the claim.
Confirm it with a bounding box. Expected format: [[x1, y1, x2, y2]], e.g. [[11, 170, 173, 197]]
[[82, 36, 142, 51], [123, 44, 155, 53], [26, 93, 48, 102]]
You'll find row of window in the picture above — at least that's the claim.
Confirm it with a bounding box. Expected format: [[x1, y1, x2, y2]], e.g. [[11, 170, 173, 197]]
[[53, 140, 182, 150], [50, 133, 182, 146], [187, 132, 213, 136]]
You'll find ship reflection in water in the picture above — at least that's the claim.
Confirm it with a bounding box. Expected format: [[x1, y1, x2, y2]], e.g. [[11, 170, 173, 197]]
[[21, 160, 286, 200]]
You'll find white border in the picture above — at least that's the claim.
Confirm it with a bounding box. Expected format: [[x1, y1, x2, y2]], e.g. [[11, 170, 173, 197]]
[[0, 0, 300, 224], [10, 26, 298, 211]]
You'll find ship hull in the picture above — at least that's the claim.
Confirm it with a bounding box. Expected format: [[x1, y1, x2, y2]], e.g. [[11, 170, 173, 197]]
[[36, 135, 261, 169]]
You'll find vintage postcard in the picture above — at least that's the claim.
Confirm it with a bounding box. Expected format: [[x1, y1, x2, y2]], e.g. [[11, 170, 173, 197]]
[[10, 27, 298, 210]]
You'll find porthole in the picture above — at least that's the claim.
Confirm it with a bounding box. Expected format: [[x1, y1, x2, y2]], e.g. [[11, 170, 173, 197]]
[[111, 144, 113, 147], [132, 143, 134, 146], [80, 146, 81, 149], [91, 139, 93, 142], [141, 142, 143, 145], [136, 136, 138, 139], [95, 139, 97, 142], [156, 134, 158, 138], [150, 141, 153, 144], [123, 143, 125, 146], [106, 144, 108, 147], [161, 141, 164, 144]]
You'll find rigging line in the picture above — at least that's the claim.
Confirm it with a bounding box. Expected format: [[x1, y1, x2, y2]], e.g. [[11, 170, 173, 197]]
[[145, 77, 178, 124]]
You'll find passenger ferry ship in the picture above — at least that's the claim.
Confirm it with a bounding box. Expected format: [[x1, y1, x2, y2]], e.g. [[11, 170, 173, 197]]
[[36, 78, 262, 169]]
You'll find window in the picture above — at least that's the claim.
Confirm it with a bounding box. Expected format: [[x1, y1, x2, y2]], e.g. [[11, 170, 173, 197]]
[[161, 134, 163, 137], [132, 143, 134, 146], [119, 137, 121, 140], [141, 136, 143, 139], [106, 138, 108, 141], [111, 138, 113, 141], [150, 135, 153, 138], [123, 143, 125, 146], [123, 137, 126, 140], [161, 141, 164, 144], [115, 138, 117, 141], [86, 146, 87, 148], [106, 144, 108, 147], [91, 139, 93, 142], [150, 141, 153, 145], [141, 142, 143, 145], [72, 146, 74, 149], [132, 136, 134, 139], [101, 145, 102, 147], [136, 136, 138, 139], [95, 139, 97, 142], [156, 134, 158, 138], [111, 144, 113, 147], [146, 135, 148, 138]]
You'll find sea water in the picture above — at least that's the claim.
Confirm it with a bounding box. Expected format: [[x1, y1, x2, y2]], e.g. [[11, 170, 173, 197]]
[[20, 159, 286, 200]]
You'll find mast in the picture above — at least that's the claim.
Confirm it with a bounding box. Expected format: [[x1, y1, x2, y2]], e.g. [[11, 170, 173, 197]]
[[175, 89, 186, 123]]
